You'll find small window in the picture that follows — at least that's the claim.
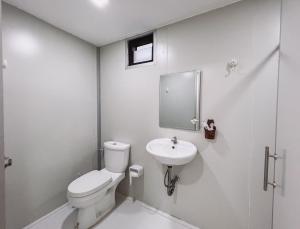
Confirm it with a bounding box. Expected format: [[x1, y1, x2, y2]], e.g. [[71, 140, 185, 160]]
[[127, 33, 154, 67]]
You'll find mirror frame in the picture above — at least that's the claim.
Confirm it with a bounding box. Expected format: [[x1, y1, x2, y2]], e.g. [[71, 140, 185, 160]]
[[159, 70, 201, 131]]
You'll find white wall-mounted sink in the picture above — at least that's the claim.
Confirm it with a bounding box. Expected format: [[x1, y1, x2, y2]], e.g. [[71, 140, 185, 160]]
[[146, 138, 197, 166]]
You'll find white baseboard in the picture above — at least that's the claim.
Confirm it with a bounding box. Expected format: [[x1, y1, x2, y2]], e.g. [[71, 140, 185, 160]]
[[23, 203, 71, 229], [135, 200, 199, 229]]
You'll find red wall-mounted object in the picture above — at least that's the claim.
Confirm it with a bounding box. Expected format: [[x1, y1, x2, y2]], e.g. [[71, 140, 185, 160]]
[[204, 119, 216, 140]]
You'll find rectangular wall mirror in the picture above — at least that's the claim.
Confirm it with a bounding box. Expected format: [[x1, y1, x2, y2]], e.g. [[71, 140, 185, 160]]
[[159, 70, 201, 131]]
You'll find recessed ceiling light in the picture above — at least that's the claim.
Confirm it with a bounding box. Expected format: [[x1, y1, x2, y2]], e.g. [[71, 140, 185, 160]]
[[90, 0, 109, 8]]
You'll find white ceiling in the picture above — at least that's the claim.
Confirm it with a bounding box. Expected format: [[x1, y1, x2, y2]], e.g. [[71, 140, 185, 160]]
[[4, 0, 241, 46]]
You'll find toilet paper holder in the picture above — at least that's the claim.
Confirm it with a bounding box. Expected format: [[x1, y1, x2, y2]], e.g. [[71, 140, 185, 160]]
[[129, 165, 143, 186]]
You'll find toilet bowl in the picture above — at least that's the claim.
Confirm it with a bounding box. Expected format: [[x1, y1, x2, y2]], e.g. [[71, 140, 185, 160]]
[[67, 141, 130, 229]]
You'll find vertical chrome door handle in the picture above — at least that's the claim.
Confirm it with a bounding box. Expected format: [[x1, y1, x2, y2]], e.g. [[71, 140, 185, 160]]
[[263, 146, 278, 191], [4, 156, 12, 168]]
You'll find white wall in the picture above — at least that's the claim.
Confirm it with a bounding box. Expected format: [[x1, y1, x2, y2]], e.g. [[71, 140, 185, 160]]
[[0, 1, 5, 228], [100, 0, 280, 228], [2, 4, 98, 229], [274, 0, 300, 228]]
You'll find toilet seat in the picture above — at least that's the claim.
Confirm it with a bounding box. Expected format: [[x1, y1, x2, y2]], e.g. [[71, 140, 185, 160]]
[[68, 170, 112, 198]]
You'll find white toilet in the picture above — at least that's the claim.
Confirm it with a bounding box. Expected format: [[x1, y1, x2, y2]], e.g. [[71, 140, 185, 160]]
[[67, 141, 130, 229]]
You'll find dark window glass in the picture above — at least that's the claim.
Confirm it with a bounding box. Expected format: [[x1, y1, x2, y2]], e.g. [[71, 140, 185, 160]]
[[128, 33, 154, 66]]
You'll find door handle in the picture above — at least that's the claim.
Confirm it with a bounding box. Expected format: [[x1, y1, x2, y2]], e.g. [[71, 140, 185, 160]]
[[263, 146, 278, 191], [4, 156, 12, 168]]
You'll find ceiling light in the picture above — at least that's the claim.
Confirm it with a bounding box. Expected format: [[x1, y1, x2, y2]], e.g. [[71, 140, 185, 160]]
[[90, 0, 109, 8]]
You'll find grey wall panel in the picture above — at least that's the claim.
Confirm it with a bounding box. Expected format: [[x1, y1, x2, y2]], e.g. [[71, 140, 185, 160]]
[[2, 4, 98, 228]]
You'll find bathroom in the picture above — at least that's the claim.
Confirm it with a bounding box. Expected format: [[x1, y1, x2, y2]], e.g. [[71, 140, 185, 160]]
[[0, 0, 299, 228]]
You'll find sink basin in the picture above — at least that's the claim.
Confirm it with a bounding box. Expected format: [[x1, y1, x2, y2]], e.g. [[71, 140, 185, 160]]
[[146, 138, 197, 166]]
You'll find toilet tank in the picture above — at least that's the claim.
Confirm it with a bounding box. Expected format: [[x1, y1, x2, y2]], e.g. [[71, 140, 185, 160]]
[[104, 141, 130, 173]]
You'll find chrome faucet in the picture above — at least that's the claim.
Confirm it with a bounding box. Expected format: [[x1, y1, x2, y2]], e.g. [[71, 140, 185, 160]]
[[171, 136, 178, 144]]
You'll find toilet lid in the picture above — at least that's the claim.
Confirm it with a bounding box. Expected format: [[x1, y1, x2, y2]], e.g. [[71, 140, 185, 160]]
[[68, 170, 112, 197]]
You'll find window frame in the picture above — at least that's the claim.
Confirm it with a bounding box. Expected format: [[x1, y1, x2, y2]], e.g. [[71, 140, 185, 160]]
[[125, 31, 156, 69]]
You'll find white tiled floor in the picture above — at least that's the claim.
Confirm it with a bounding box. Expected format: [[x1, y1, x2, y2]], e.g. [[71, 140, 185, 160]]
[[24, 197, 199, 229]]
